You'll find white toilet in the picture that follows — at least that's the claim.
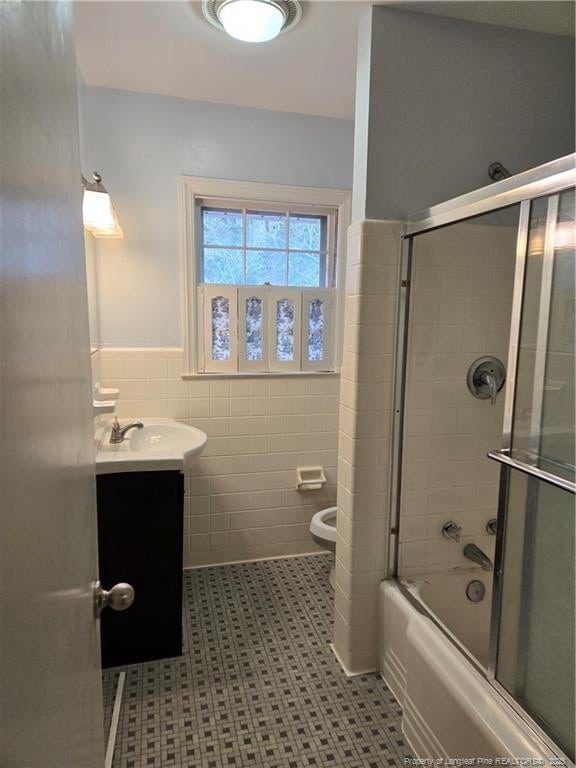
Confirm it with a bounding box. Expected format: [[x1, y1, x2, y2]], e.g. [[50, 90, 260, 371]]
[[309, 506, 337, 588]]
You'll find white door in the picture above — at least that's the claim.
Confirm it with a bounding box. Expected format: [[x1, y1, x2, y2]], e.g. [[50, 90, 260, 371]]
[[0, 3, 105, 767]]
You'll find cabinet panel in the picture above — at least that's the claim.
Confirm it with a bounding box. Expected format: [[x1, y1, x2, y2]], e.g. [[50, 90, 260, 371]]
[[97, 471, 184, 668]]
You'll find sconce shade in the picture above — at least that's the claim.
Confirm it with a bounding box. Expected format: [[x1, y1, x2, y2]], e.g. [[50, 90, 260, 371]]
[[91, 206, 124, 239], [83, 189, 115, 230], [82, 171, 123, 237]]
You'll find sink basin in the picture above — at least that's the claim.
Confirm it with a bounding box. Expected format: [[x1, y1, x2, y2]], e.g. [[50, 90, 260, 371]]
[[95, 418, 207, 475]]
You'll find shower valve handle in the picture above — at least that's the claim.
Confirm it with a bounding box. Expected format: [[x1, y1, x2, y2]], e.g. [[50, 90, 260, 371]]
[[480, 371, 498, 405], [441, 521, 462, 542]]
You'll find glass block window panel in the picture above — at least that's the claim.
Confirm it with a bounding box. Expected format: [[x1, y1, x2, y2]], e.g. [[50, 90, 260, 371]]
[[246, 250, 286, 285], [203, 248, 244, 284], [245, 296, 263, 361], [276, 299, 295, 361], [246, 212, 286, 249], [202, 209, 243, 246], [308, 299, 324, 361], [289, 215, 324, 251], [211, 296, 230, 361], [288, 252, 322, 287]]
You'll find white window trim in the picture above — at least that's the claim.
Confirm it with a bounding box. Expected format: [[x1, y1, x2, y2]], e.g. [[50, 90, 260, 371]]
[[180, 176, 351, 377]]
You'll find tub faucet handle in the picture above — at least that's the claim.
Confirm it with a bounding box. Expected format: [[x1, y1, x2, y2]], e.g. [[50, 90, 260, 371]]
[[441, 521, 462, 542], [486, 518, 497, 535]]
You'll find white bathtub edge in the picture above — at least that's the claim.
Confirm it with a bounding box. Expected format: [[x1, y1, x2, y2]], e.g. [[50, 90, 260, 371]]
[[378, 579, 558, 760], [380, 646, 405, 706], [403, 692, 446, 760]]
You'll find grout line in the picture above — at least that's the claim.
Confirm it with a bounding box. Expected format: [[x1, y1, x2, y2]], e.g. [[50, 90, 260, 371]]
[[105, 671, 125, 768]]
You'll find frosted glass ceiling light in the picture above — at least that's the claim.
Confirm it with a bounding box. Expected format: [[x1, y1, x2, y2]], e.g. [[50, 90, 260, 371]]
[[202, 0, 301, 43], [218, 0, 285, 42]]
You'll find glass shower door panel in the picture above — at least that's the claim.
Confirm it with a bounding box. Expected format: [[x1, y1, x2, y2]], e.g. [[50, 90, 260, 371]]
[[510, 189, 575, 476], [540, 189, 575, 470], [496, 472, 575, 759], [495, 188, 575, 759]]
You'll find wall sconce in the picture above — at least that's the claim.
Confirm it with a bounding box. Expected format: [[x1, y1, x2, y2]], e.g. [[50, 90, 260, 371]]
[[82, 172, 124, 239]]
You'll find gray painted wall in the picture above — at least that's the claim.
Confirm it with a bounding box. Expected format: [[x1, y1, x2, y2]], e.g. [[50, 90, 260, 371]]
[[355, 7, 575, 220], [83, 87, 354, 347]]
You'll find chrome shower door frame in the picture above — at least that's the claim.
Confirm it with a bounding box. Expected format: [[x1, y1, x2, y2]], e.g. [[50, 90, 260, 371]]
[[390, 153, 576, 759], [487, 187, 575, 762]]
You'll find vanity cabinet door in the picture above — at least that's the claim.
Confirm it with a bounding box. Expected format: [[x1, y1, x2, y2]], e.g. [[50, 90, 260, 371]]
[[97, 470, 184, 667]]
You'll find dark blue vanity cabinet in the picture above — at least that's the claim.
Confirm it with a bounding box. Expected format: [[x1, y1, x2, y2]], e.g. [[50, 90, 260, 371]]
[[97, 470, 184, 668]]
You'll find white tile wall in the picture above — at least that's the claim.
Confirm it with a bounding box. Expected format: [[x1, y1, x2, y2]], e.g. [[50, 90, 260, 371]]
[[93, 348, 339, 566], [398, 222, 517, 577], [333, 220, 402, 674]]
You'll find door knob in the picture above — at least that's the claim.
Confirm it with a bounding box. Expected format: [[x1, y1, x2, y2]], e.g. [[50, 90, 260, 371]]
[[93, 580, 135, 618]]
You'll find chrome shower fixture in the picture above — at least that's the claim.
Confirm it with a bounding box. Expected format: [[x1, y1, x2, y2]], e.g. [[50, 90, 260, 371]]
[[467, 356, 506, 405], [488, 162, 512, 181], [441, 520, 462, 542]]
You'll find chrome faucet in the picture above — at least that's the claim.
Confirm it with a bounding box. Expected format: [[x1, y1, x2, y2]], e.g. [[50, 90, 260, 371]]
[[463, 543, 493, 571], [109, 417, 144, 444], [441, 521, 462, 542]]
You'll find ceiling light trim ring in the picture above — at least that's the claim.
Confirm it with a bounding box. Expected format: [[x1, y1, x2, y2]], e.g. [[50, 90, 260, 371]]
[[202, 0, 302, 38]]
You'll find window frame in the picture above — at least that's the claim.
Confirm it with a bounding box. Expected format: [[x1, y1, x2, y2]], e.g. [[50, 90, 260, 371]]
[[199, 201, 335, 289], [181, 176, 350, 377]]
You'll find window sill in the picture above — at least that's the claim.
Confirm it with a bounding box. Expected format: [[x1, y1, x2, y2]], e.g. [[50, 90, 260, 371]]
[[181, 370, 340, 380]]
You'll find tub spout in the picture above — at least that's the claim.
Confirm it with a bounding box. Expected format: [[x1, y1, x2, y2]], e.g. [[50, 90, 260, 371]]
[[463, 543, 493, 571]]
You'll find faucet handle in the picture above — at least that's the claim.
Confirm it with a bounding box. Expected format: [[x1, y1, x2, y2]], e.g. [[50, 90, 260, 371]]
[[486, 518, 497, 535], [480, 371, 498, 405], [441, 521, 462, 542]]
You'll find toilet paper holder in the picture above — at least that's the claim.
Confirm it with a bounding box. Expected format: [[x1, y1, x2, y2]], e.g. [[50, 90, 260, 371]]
[[297, 466, 327, 492]]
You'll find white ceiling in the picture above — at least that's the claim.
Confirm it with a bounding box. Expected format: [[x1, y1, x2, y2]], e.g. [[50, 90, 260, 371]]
[[75, 1, 575, 121], [74, 1, 365, 120]]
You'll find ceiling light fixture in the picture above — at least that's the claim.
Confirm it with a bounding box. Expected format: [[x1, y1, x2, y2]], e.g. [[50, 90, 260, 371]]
[[202, 0, 302, 43], [82, 172, 124, 239]]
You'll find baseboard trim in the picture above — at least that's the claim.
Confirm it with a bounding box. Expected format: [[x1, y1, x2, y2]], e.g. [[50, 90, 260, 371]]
[[104, 671, 125, 768], [330, 643, 378, 678], [183, 550, 331, 571]]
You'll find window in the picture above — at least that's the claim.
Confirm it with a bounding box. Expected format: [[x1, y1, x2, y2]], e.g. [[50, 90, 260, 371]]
[[182, 178, 350, 375], [202, 207, 331, 287]]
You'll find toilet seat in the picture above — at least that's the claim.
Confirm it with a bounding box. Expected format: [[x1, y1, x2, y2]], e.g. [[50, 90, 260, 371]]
[[309, 506, 337, 543]]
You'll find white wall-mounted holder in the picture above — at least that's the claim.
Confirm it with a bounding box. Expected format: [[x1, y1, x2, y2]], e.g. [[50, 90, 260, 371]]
[[92, 400, 116, 417], [297, 466, 326, 492], [94, 383, 120, 401]]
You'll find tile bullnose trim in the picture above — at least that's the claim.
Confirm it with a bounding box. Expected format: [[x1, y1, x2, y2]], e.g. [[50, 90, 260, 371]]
[[330, 642, 378, 677], [181, 371, 341, 380], [99, 346, 184, 358], [348, 219, 403, 238]]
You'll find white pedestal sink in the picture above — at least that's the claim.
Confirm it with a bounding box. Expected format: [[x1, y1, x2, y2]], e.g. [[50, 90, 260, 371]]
[[95, 418, 207, 475]]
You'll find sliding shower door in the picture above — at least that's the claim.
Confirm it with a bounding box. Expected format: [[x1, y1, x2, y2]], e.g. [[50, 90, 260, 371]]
[[489, 189, 575, 760]]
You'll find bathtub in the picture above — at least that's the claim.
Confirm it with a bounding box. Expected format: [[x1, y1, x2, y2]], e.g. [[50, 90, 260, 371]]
[[402, 569, 493, 668], [378, 576, 557, 760]]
